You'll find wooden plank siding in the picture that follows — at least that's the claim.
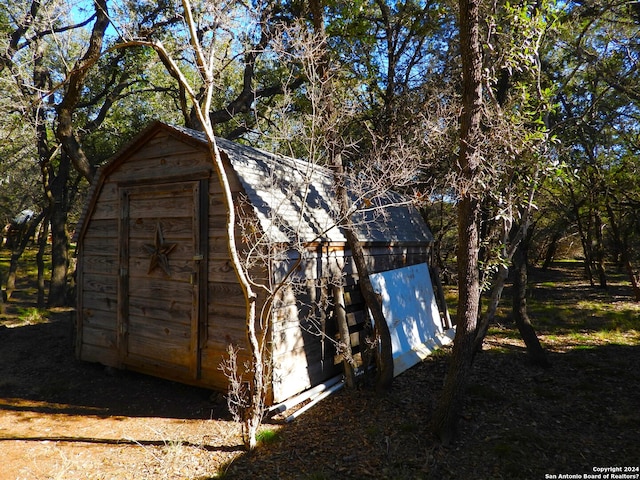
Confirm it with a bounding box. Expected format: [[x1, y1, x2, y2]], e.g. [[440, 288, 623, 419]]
[[77, 130, 216, 389], [268, 244, 428, 401], [76, 123, 432, 406]]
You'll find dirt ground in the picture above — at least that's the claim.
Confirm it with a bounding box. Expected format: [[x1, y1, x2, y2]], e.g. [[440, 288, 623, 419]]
[[0, 306, 245, 480], [1, 263, 640, 479]]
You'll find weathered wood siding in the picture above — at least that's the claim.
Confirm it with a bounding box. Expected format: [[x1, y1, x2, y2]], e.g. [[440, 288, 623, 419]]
[[76, 178, 120, 366], [77, 129, 259, 392], [269, 243, 428, 402], [77, 123, 431, 406], [119, 181, 202, 380], [270, 249, 340, 403]]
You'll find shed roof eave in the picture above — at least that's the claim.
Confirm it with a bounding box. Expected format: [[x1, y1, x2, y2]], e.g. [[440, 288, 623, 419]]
[[263, 239, 432, 252]]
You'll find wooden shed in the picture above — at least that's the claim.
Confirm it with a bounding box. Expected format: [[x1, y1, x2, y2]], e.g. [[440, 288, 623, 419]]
[[75, 121, 434, 404]]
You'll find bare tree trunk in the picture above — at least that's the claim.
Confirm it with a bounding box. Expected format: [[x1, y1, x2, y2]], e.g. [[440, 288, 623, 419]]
[[431, 0, 483, 444], [37, 214, 50, 308], [345, 220, 394, 392], [333, 284, 355, 388], [7, 213, 44, 298], [242, 291, 261, 450], [584, 211, 595, 286], [308, 0, 394, 391], [473, 263, 508, 357], [542, 231, 561, 270], [0, 257, 4, 313], [31, 35, 61, 305], [605, 201, 640, 302], [593, 210, 607, 289], [473, 216, 535, 357], [186, 0, 262, 448], [203, 127, 261, 451], [6, 248, 22, 300], [47, 152, 71, 307], [0, 282, 4, 314], [431, 265, 453, 329], [55, 0, 109, 183], [6, 212, 44, 299], [569, 186, 594, 285], [512, 239, 550, 368], [622, 257, 640, 302], [114, 0, 265, 449], [331, 153, 394, 391]]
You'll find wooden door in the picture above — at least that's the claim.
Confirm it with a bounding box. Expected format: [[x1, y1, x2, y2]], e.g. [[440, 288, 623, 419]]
[[118, 180, 208, 381]]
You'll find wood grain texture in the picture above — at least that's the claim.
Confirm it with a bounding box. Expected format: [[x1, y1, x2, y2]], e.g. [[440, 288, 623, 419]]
[[80, 343, 118, 366], [77, 124, 431, 403]]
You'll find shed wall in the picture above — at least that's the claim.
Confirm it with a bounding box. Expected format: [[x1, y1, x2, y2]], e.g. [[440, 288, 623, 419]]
[[269, 244, 428, 402], [77, 130, 257, 391], [77, 124, 432, 406]]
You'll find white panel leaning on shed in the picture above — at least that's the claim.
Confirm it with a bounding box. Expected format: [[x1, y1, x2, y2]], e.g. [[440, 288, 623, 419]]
[[369, 263, 455, 376]]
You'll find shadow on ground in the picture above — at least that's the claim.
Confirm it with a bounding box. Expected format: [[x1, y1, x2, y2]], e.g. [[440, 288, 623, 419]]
[[0, 312, 223, 420], [224, 341, 640, 479]]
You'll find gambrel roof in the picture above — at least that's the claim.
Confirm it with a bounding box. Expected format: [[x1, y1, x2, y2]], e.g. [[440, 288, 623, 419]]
[[169, 124, 432, 245], [78, 122, 432, 246]]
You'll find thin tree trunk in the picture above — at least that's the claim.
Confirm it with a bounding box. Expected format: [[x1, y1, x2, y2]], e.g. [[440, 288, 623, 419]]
[[333, 284, 356, 388], [431, 0, 483, 444], [203, 131, 260, 450], [605, 201, 640, 302], [114, 4, 265, 449], [593, 210, 607, 289], [569, 187, 594, 285], [585, 206, 596, 286], [6, 212, 44, 299], [473, 263, 508, 357], [346, 226, 394, 391], [431, 265, 453, 329], [622, 257, 640, 302], [0, 281, 4, 314], [182, 4, 263, 443], [473, 217, 534, 357], [6, 250, 21, 300], [541, 231, 561, 271], [333, 156, 394, 391], [512, 239, 550, 368], [37, 214, 50, 307], [31, 35, 62, 305], [308, 0, 394, 391], [29, 34, 69, 307], [0, 235, 6, 313]]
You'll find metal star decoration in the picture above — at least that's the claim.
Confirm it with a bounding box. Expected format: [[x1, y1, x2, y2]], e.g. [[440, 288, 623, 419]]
[[143, 223, 177, 276]]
